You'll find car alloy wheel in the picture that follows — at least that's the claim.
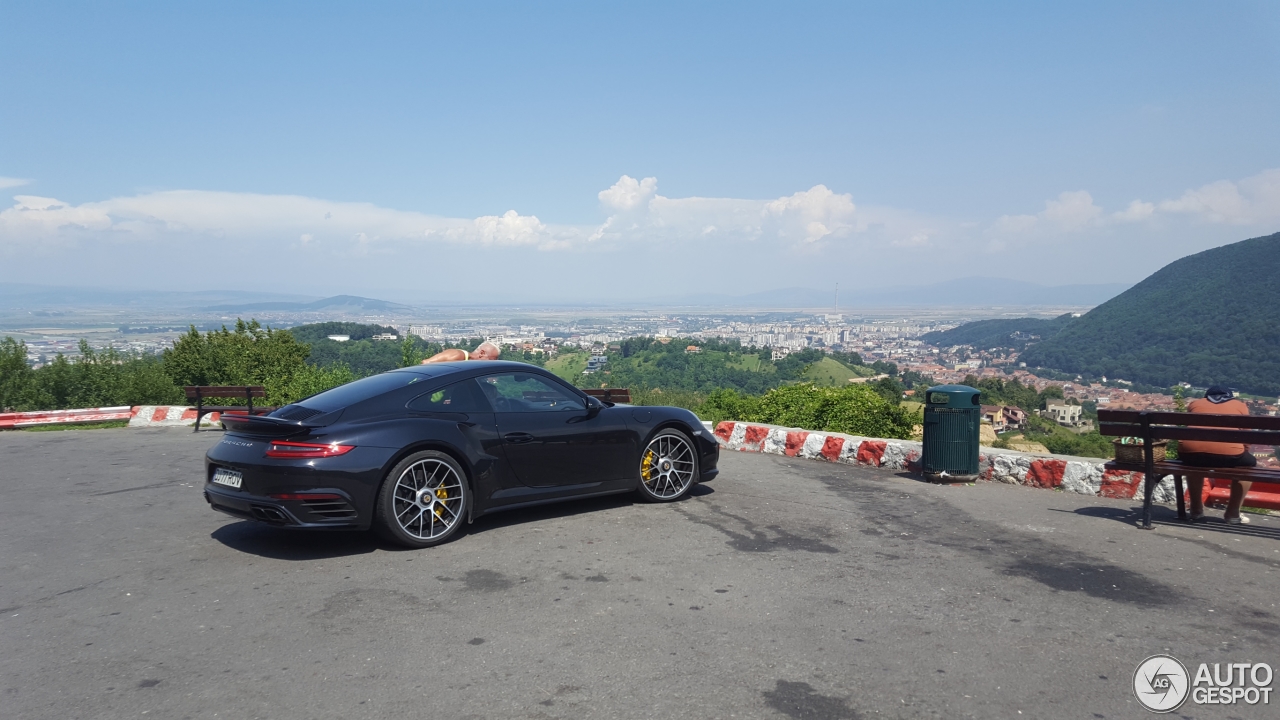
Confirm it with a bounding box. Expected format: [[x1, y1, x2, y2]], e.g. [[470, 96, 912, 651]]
[[375, 450, 470, 547], [637, 429, 697, 502]]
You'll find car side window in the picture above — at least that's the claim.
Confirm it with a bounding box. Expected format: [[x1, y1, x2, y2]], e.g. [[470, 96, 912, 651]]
[[407, 379, 493, 413], [475, 373, 585, 413]]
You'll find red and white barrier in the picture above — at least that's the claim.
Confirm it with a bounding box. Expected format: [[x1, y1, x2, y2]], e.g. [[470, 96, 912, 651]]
[[713, 420, 1192, 505], [128, 406, 222, 428], [0, 406, 134, 429]]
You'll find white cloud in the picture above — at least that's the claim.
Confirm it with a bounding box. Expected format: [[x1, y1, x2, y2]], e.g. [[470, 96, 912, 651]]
[[585, 176, 934, 250], [0, 177, 31, 189], [4, 168, 1276, 299], [762, 185, 857, 243], [0, 195, 113, 236], [991, 190, 1104, 237], [1041, 190, 1102, 229], [598, 175, 657, 212], [0, 190, 571, 252], [446, 209, 556, 249], [985, 168, 1280, 246], [1157, 168, 1280, 224], [1112, 200, 1155, 222]]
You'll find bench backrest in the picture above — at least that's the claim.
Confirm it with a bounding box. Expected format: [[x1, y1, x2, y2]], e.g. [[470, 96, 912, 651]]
[[184, 385, 267, 400], [1098, 409, 1280, 446], [584, 388, 632, 404]]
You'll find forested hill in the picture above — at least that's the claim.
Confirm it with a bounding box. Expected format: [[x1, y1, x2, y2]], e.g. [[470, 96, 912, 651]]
[[1019, 232, 1280, 395], [921, 314, 1076, 351], [288, 322, 398, 344]]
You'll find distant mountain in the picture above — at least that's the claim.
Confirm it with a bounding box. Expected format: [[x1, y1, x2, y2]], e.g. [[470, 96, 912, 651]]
[[1019, 232, 1280, 396], [922, 313, 1077, 351], [0, 283, 317, 308], [857, 278, 1130, 307], [665, 278, 1128, 308], [203, 295, 417, 313]]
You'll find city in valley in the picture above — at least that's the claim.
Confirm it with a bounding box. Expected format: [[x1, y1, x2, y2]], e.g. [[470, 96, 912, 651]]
[[7, 299, 1268, 416]]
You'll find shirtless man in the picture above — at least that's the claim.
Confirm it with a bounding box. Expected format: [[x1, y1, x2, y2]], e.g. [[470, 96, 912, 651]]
[[420, 341, 501, 364]]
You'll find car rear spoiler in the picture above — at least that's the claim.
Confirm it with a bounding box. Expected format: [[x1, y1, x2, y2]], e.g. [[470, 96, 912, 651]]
[[219, 413, 324, 438]]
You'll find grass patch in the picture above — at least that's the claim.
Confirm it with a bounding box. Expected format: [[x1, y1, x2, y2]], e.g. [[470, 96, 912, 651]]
[[725, 353, 772, 373], [19, 420, 130, 432], [802, 357, 872, 386], [544, 353, 588, 381]]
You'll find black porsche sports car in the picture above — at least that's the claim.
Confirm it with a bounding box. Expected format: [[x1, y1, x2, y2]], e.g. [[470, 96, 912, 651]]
[[203, 361, 718, 547]]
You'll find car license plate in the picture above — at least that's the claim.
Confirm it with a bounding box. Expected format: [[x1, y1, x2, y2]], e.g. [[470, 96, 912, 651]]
[[212, 468, 243, 489]]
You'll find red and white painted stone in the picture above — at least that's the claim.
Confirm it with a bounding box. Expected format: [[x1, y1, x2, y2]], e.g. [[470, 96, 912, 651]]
[[712, 420, 1188, 505], [0, 406, 133, 429], [128, 406, 222, 428]]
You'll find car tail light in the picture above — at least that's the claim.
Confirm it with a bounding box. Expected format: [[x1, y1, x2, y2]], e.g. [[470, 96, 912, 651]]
[[268, 492, 343, 501], [265, 441, 354, 458]]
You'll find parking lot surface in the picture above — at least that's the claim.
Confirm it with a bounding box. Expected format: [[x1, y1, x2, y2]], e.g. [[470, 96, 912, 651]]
[[2, 428, 1278, 719]]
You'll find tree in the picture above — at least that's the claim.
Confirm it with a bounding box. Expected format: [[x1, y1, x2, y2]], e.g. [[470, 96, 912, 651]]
[[0, 337, 32, 411], [869, 376, 905, 404], [163, 319, 311, 405], [870, 360, 898, 376], [400, 337, 422, 368]]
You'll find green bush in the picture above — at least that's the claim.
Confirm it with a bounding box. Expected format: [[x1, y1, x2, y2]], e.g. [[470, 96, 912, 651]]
[[698, 383, 918, 439], [1, 339, 183, 411], [630, 387, 706, 414], [274, 363, 357, 404], [1027, 431, 1114, 459], [697, 388, 759, 424], [2, 318, 342, 411]]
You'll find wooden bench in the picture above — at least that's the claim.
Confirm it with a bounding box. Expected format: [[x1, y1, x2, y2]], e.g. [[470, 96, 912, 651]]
[[1099, 409, 1280, 528], [584, 388, 632, 404], [184, 386, 276, 433]]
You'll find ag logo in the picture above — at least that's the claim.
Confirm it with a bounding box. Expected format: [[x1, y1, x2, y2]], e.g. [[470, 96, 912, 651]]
[[1134, 654, 1190, 713]]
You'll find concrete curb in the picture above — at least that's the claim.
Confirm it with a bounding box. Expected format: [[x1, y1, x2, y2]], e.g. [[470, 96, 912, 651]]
[[0, 407, 134, 429], [712, 420, 1183, 504], [128, 406, 221, 428]]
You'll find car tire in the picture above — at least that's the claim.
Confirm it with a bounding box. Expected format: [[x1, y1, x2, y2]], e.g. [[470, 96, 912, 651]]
[[374, 450, 472, 548], [635, 428, 699, 503]]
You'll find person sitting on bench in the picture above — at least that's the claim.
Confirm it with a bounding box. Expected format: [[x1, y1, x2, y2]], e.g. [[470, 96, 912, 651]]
[[1180, 385, 1256, 524], [420, 341, 501, 364]]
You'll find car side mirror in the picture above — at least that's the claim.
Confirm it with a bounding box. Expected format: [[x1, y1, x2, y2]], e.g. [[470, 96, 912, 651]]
[[584, 395, 603, 416]]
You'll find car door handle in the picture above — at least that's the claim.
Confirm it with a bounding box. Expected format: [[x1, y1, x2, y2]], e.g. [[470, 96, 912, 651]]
[[503, 432, 535, 444]]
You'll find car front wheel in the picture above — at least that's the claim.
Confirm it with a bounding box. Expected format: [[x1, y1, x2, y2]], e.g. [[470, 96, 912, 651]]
[[375, 450, 471, 548], [636, 429, 698, 502]]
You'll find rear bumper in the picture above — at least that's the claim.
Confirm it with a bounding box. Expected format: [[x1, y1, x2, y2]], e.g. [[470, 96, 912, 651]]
[[203, 441, 397, 530], [204, 484, 365, 529]]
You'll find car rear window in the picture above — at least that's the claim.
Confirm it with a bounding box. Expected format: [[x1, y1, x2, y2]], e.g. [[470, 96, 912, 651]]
[[300, 372, 431, 412]]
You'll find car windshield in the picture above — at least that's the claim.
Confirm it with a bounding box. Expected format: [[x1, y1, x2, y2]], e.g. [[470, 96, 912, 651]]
[[299, 372, 431, 412]]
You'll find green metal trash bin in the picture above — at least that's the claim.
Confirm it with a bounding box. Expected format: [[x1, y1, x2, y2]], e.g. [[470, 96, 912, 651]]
[[921, 384, 981, 480]]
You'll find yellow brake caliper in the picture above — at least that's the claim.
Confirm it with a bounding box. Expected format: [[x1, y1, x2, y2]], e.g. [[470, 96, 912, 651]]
[[433, 485, 449, 518], [641, 450, 656, 486]]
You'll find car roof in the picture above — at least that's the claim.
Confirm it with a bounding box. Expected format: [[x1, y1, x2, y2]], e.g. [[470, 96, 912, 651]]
[[387, 360, 554, 378]]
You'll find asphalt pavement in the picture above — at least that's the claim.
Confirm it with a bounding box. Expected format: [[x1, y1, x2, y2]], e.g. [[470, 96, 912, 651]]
[[1, 427, 1277, 719]]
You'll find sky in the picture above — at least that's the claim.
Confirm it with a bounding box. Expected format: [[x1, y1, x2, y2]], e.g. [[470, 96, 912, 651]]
[[2, 1, 1279, 304]]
